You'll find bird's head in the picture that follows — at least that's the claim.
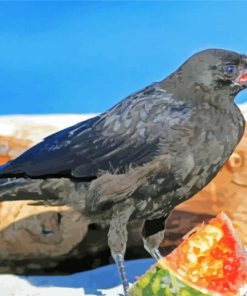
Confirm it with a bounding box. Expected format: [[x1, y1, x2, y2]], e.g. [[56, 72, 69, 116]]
[[164, 49, 247, 104]]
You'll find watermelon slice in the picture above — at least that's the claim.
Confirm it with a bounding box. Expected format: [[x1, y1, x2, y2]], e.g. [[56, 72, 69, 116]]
[[130, 212, 247, 295]]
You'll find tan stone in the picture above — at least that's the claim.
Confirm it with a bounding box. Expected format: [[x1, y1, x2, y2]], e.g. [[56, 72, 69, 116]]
[[0, 202, 88, 259]]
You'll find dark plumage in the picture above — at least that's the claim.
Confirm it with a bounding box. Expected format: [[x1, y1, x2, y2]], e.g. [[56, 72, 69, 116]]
[[0, 49, 247, 295]]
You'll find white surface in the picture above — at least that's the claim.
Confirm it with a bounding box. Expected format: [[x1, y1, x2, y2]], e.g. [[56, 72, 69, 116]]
[[0, 275, 84, 296], [0, 275, 128, 296], [91, 285, 125, 296], [239, 102, 247, 119], [0, 274, 126, 296]]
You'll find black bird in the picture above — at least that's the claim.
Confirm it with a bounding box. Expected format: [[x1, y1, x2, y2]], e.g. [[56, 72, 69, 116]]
[[0, 49, 247, 295]]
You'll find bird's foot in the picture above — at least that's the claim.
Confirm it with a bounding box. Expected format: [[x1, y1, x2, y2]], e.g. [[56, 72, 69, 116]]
[[144, 239, 163, 261], [142, 226, 165, 261], [145, 245, 163, 261], [113, 253, 129, 296]]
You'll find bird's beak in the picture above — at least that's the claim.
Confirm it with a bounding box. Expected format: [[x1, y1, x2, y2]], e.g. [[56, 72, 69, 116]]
[[235, 55, 247, 85], [235, 69, 247, 85]]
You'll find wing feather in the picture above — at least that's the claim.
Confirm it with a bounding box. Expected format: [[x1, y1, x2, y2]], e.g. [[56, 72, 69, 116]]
[[0, 84, 190, 179]]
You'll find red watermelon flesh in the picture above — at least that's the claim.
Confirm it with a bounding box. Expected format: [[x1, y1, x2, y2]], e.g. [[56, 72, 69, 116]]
[[163, 212, 247, 294]]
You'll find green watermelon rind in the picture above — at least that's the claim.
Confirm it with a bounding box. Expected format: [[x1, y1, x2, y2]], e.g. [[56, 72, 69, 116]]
[[129, 261, 211, 296]]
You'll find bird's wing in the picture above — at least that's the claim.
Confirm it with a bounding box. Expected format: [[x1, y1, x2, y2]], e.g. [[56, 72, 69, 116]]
[[0, 84, 191, 179]]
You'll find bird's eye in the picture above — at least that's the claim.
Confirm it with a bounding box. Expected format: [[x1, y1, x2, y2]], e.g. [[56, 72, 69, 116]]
[[224, 65, 237, 76]]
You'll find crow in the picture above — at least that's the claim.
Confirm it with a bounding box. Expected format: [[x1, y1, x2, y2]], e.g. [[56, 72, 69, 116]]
[[0, 49, 246, 295]]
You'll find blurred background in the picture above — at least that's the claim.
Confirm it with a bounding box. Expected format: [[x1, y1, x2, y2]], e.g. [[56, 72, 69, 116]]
[[0, 1, 247, 293], [0, 1, 247, 115]]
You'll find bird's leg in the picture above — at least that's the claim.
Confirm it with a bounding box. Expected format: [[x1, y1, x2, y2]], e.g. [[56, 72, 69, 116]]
[[108, 202, 134, 296], [112, 253, 129, 296], [142, 216, 168, 261]]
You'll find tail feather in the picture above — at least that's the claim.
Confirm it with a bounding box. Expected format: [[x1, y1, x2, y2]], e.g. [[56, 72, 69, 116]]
[[0, 177, 81, 207], [0, 178, 46, 202]]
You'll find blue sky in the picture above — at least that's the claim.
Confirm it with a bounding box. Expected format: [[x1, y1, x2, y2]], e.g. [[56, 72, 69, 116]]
[[0, 1, 247, 115]]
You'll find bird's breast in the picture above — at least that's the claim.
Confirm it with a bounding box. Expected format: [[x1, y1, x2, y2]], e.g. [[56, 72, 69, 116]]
[[132, 104, 245, 220]]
